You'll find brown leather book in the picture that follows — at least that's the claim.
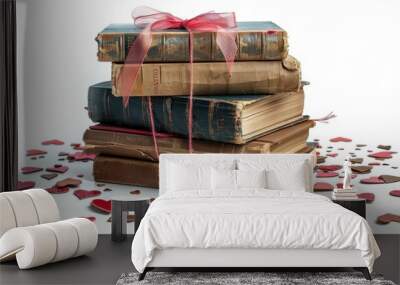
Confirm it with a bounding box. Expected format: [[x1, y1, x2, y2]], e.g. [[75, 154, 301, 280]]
[[111, 56, 301, 97], [84, 120, 315, 162], [93, 155, 158, 188]]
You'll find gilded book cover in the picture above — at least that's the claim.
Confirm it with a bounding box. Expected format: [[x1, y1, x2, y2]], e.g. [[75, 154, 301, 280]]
[[96, 22, 288, 62], [111, 56, 301, 97]]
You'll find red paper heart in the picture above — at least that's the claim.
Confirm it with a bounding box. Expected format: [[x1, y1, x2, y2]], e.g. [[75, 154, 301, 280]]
[[91, 199, 111, 213], [68, 152, 96, 161], [357, 193, 375, 203], [74, 189, 102, 200], [330, 137, 352, 143], [326, 153, 338, 157], [46, 186, 69, 194], [360, 176, 385, 184], [313, 182, 334, 192], [46, 165, 69, 173], [368, 151, 394, 159], [42, 139, 64, 145], [26, 149, 47, 156], [318, 165, 342, 172], [17, 181, 36, 190], [56, 178, 82, 188], [21, 166, 43, 174], [389, 190, 400, 197], [316, 171, 339, 178], [377, 213, 400, 224]]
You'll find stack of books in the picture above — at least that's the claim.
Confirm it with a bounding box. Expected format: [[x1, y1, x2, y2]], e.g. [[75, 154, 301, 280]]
[[332, 188, 358, 200], [83, 22, 315, 188]]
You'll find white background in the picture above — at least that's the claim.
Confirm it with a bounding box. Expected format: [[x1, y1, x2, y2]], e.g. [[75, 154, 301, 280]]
[[16, 0, 400, 233]]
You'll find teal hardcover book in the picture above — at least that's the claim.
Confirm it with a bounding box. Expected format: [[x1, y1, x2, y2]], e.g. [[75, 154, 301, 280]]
[[96, 21, 288, 62], [87, 81, 305, 144]]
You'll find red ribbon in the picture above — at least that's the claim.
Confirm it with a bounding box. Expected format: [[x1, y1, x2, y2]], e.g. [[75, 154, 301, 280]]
[[118, 6, 238, 154]]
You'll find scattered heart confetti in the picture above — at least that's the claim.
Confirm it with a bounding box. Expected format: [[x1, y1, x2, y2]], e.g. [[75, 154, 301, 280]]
[[316, 171, 339, 178], [68, 152, 96, 161], [355, 148, 361, 151], [90, 199, 111, 213], [17, 181, 35, 190], [382, 163, 390, 166], [77, 174, 84, 178], [42, 139, 64, 145], [70, 143, 81, 147], [351, 165, 372, 174], [21, 166, 43, 174], [357, 193, 375, 203], [74, 189, 101, 200], [330, 137, 352, 143], [392, 166, 398, 169], [56, 178, 82, 188], [318, 165, 342, 172], [46, 165, 69, 173], [96, 183, 106, 187], [26, 149, 47, 156], [313, 182, 334, 192], [379, 175, 400, 184], [103, 188, 112, 192], [46, 186, 69, 194], [389, 190, 400, 197], [376, 213, 400, 224], [81, 216, 96, 222], [107, 214, 135, 223], [360, 176, 385, 184], [130, 190, 141, 195], [58, 152, 69, 156], [338, 148, 345, 150], [317, 156, 326, 164], [31, 157, 37, 160], [377, 145, 391, 150], [356, 144, 367, 147], [368, 151, 394, 159], [326, 153, 338, 157], [368, 162, 381, 166], [350, 158, 363, 164], [40, 173, 58, 180]]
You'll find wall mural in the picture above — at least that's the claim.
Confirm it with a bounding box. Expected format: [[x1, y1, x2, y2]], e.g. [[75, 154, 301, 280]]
[[16, 6, 399, 235]]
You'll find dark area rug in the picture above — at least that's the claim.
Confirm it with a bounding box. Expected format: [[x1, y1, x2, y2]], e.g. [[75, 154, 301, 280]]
[[116, 271, 396, 285]]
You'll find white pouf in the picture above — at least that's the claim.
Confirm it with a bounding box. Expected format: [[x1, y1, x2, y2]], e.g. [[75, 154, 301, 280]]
[[0, 189, 98, 269]]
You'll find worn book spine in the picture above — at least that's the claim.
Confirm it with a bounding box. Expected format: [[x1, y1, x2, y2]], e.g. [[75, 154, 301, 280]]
[[83, 120, 314, 161], [87, 81, 304, 144], [96, 24, 288, 62], [112, 56, 301, 96], [93, 155, 158, 188]]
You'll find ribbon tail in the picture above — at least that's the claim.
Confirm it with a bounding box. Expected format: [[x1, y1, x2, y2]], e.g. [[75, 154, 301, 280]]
[[311, 112, 337, 123], [187, 31, 194, 153], [118, 25, 153, 107], [215, 29, 237, 74], [146, 96, 159, 158]]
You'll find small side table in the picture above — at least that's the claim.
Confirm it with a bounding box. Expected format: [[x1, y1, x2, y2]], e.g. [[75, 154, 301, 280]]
[[111, 196, 153, 242], [332, 198, 366, 218]]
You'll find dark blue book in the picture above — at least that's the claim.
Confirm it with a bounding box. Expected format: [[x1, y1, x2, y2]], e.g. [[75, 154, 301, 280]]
[[87, 81, 305, 144]]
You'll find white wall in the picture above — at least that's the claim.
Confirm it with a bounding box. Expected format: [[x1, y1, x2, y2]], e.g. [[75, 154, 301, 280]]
[[16, 0, 400, 233]]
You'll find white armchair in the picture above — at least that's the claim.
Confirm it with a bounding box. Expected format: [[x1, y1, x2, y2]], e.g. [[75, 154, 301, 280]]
[[0, 189, 98, 269]]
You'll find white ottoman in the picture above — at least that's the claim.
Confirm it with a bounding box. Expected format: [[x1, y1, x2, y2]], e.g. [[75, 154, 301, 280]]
[[0, 189, 98, 269]]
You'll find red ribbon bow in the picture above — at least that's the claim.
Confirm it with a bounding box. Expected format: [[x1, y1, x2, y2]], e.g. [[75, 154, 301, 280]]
[[118, 7, 238, 155]]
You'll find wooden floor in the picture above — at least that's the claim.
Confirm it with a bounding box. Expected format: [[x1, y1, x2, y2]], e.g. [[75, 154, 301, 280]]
[[0, 235, 399, 285]]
